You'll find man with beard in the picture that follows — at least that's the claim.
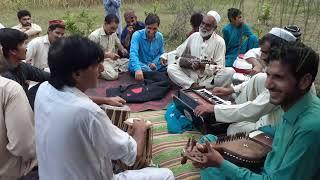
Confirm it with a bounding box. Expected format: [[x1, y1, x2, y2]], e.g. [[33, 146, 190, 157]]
[[223, 8, 258, 67], [193, 41, 320, 180], [121, 10, 145, 52], [12, 10, 42, 43], [194, 28, 298, 135], [26, 20, 65, 70], [167, 11, 235, 89]]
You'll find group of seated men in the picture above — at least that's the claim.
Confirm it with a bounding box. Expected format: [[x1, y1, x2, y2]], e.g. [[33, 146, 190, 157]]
[[0, 6, 319, 180]]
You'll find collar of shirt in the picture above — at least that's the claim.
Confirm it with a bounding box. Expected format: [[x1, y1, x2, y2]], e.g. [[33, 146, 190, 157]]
[[43, 34, 50, 44], [100, 27, 115, 37], [62, 85, 91, 101], [283, 91, 315, 124], [141, 29, 159, 41]]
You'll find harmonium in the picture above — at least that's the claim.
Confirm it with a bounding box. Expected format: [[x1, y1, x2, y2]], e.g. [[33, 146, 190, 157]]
[[173, 88, 231, 135]]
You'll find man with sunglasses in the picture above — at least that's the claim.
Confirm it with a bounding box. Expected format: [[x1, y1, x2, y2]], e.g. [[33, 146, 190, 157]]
[[121, 10, 145, 52], [167, 10, 235, 89]]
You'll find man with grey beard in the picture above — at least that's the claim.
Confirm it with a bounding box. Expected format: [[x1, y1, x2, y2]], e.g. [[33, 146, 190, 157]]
[[167, 11, 235, 89]]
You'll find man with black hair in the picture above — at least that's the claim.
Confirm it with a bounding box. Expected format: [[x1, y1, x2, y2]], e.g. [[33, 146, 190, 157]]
[[0, 28, 127, 108], [194, 41, 320, 180], [186, 12, 203, 37], [89, 14, 128, 81], [34, 35, 174, 180], [223, 8, 258, 67], [129, 13, 166, 81], [121, 10, 145, 52], [12, 10, 42, 43], [0, 28, 50, 94], [194, 28, 298, 134], [26, 20, 65, 70]]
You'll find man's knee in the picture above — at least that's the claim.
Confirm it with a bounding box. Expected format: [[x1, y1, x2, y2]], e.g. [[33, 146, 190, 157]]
[[167, 64, 179, 76], [101, 70, 119, 80], [155, 168, 174, 180]]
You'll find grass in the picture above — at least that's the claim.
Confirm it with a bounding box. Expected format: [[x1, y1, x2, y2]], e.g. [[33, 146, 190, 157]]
[[1, 0, 320, 93]]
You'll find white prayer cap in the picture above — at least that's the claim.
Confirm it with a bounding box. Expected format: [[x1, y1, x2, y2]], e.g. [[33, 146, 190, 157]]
[[207, 11, 221, 24], [269, 27, 296, 42]]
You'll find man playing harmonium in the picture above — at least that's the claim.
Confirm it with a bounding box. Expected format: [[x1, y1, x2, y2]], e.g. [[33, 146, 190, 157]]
[[167, 10, 235, 89], [194, 28, 301, 134], [192, 41, 320, 180], [34, 35, 174, 180]]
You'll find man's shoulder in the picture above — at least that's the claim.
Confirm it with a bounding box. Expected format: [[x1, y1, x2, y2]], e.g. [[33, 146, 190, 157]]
[[213, 33, 225, 44], [28, 35, 47, 45], [11, 24, 21, 30], [298, 97, 320, 132], [0, 76, 22, 92], [222, 24, 232, 31], [89, 27, 103, 37], [156, 31, 164, 39], [31, 23, 42, 30], [137, 21, 145, 28]]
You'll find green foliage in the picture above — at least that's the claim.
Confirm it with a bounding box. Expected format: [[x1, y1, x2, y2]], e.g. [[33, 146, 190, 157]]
[[63, 10, 98, 36], [144, 0, 160, 16], [258, 3, 272, 25]]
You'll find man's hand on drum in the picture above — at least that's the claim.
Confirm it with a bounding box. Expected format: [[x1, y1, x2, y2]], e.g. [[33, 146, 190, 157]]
[[105, 96, 126, 106], [194, 104, 214, 116]]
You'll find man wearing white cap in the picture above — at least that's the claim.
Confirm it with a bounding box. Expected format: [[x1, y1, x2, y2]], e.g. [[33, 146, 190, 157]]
[[194, 27, 305, 135], [166, 11, 235, 89]]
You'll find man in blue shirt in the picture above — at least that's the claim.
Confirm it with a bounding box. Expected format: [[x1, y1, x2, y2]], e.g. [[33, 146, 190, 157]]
[[223, 8, 258, 67], [192, 42, 320, 180], [121, 10, 145, 52], [129, 13, 166, 81]]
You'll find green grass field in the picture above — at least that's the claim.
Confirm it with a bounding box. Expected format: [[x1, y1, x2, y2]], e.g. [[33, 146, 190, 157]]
[[1, 0, 320, 93]]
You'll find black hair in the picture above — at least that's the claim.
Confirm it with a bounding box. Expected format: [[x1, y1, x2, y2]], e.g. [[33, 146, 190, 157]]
[[145, 13, 160, 26], [104, 14, 119, 24], [48, 24, 65, 31], [267, 42, 319, 86], [0, 28, 28, 57], [284, 25, 301, 38], [190, 12, 203, 28], [227, 8, 241, 22], [48, 35, 104, 90], [17, 10, 31, 19]]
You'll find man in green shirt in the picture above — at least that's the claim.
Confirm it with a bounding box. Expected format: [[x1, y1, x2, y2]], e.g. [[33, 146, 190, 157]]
[[193, 42, 320, 180]]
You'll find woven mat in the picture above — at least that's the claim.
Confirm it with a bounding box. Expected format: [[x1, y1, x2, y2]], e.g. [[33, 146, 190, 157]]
[[131, 110, 201, 180]]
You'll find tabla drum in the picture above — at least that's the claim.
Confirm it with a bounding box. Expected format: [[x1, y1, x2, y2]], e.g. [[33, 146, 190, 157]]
[[100, 104, 131, 130]]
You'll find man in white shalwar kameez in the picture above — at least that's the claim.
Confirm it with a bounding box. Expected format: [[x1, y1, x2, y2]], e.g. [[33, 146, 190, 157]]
[[195, 28, 303, 134], [167, 11, 235, 89]]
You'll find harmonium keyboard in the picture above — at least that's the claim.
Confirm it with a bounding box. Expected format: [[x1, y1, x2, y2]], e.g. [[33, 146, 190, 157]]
[[173, 88, 231, 135]]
